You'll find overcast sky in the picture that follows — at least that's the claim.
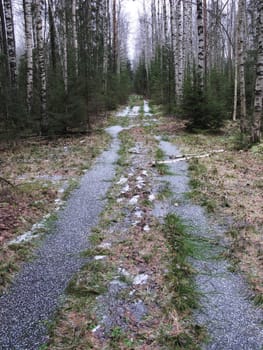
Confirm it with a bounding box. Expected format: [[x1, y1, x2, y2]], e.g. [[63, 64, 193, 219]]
[[123, 0, 143, 61]]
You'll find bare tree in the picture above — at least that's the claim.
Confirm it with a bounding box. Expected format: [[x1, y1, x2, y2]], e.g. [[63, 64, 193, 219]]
[[3, 0, 16, 86], [35, 0, 47, 133], [251, 0, 263, 142], [238, 0, 248, 133], [23, 0, 33, 113], [197, 0, 205, 89]]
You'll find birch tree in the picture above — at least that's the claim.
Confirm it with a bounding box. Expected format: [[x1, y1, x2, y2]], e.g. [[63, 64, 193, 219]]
[[35, 0, 48, 133], [3, 0, 16, 87], [23, 0, 33, 113], [197, 0, 205, 89], [72, 0, 78, 77], [238, 0, 248, 133], [251, 0, 263, 142]]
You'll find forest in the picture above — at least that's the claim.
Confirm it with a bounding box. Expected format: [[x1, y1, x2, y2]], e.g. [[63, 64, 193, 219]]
[[0, 1, 263, 349], [0, 0, 262, 143]]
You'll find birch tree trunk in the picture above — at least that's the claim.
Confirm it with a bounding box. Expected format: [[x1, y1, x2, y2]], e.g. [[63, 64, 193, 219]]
[[176, 0, 183, 98], [203, 0, 208, 76], [251, 1, 263, 143], [174, 0, 182, 97], [233, 0, 238, 121], [112, 0, 117, 74], [0, 0, 7, 57], [48, 0, 56, 71], [72, 0, 78, 77], [23, 0, 33, 113], [102, 0, 109, 97], [238, 0, 247, 133], [62, 0, 68, 93], [197, 0, 205, 90], [3, 0, 16, 87], [36, 0, 48, 133]]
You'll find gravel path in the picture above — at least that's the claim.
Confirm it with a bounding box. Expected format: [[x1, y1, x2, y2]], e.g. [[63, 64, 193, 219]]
[[1, 105, 262, 350], [153, 139, 263, 350], [0, 126, 122, 350]]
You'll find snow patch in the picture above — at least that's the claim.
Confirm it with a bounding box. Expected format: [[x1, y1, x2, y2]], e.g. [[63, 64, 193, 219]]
[[129, 195, 140, 205], [117, 177, 128, 185], [133, 274, 149, 285], [143, 225, 150, 232], [94, 255, 107, 261]]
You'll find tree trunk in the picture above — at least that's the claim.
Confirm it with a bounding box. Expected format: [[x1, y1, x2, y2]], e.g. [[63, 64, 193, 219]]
[[102, 0, 109, 97], [23, 0, 33, 113], [36, 0, 48, 134], [48, 0, 57, 71], [0, 0, 7, 57], [176, 0, 183, 98], [72, 0, 78, 77], [3, 0, 16, 86], [112, 0, 117, 73], [238, 0, 247, 133], [203, 0, 208, 76], [251, 1, 263, 143], [62, 0, 68, 93], [233, 0, 238, 121], [197, 0, 205, 90]]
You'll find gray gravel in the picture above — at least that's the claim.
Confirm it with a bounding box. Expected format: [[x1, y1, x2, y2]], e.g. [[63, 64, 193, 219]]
[[154, 139, 263, 350], [0, 126, 122, 350]]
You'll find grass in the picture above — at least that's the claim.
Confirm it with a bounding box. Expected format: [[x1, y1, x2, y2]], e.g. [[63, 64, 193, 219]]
[[154, 147, 174, 175], [159, 213, 208, 348], [156, 162, 173, 175], [155, 148, 165, 160], [62, 178, 79, 200], [66, 260, 110, 298], [174, 124, 263, 306], [116, 130, 134, 167], [43, 100, 209, 349], [0, 120, 112, 295], [163, 214, 199, 312], [158, 181, 173, 200], [0, 241, 34, 294]]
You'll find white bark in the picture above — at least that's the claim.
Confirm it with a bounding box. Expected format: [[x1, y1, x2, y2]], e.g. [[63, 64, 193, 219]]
[[102, 0, 109, 94], [62, 0, 68, 93], [35, 0, 47, 132], [197, 0, 205, 89], [174, 0, 183, 97], [72, 0, 78, 77], [3, 0, 16, 86], [251, 1, 263, 142], [23, 0, 33, 113], [238, 0, 247, 132]]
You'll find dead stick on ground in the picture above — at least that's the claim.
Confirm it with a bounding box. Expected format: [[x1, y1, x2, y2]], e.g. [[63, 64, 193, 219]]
[[0, 176, 16, 188], [153, 149, 224, 165]]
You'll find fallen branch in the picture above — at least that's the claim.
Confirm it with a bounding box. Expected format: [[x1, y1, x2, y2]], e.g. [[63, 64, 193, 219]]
[[0, 176, 16, 188], [153, 149, 224, 165]]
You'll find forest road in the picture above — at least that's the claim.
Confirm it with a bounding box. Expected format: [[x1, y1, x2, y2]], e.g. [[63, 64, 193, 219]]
[[0, 101, 263, 350], [0, 125, 123, 349]]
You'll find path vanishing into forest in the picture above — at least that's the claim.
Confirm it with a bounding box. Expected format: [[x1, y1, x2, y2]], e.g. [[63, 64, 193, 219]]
[[0, 100, 262, 349]]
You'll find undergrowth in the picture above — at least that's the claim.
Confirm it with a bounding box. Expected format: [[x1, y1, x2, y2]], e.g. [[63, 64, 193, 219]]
[[160, 213, 207, 349]]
